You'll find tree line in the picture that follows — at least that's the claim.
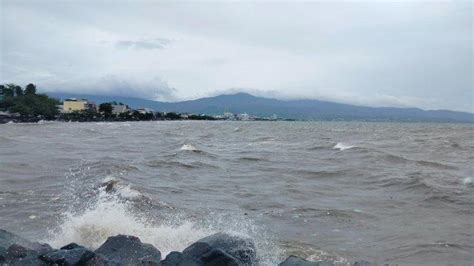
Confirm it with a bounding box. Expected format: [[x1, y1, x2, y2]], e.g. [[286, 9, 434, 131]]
[[0, 83, 60, 120], [1, 83, 217, 122]]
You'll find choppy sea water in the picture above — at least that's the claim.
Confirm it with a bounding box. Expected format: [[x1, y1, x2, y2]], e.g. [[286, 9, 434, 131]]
[[0, 121, 473, 265]]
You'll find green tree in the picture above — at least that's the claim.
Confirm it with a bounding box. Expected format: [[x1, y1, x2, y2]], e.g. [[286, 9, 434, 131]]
[[165, 112, 180, 120], [25, 83, 36, 95], [99, 102, 113, 118], [3, 84, 15, 97], [15, 85, 24, 96]]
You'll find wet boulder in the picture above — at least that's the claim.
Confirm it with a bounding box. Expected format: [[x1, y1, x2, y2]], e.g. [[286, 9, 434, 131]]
[[0, 229, 51, 253], [0, 247, 7, 263], [39, 243, 95, 265], [159, 251, 200, 266], [4, 244, 48, 265], [279, 256, 334, 266], [200, 248, 239, 266], [182, 232, 256, 265], [85, 253, 120, 266], [95, 234, 161, 265]]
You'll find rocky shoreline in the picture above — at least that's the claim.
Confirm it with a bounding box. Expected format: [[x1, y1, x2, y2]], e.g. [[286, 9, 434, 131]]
[[0, 229, 370, 266]]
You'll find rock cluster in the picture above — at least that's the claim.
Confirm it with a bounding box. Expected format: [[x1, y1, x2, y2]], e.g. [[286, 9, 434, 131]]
[[0, 229, 370, 266]]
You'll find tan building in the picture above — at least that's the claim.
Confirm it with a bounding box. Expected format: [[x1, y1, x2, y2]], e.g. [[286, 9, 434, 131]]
[[63, 98, 88, 113]]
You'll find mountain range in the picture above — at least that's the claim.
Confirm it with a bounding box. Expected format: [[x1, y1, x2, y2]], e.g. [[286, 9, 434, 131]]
[[46, 92, 474, 122]]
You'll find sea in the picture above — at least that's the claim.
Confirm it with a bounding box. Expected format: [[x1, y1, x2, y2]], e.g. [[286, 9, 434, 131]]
[[0, 121, 472, 265]]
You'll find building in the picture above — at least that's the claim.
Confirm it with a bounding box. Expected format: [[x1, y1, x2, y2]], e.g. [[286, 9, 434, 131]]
[[87, 101, 98, 112], [63, 98, 88, 113], [223, 112, 236, 120], [136, 108, 153, 114], [112, 104, 128, 115], [237, 113, 250, 121]]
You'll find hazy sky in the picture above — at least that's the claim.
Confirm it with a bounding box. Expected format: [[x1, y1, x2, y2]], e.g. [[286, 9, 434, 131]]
[[1, 0, 472, 111]]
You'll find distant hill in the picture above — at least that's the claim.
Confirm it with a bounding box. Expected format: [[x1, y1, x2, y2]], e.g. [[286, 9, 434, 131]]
[[47, 92, 474, 122]]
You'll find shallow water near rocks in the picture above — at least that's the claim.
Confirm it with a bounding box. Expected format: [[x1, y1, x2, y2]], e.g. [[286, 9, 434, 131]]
[[0, 121, 473, 265]]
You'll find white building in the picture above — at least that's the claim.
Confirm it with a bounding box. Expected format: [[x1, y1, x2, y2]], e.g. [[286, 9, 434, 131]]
[[112, 104, 128, 115]]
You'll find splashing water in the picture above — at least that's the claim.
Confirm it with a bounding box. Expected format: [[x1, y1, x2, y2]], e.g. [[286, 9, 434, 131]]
[[46, 188, 212, 256], [45, 176, 282, 264]]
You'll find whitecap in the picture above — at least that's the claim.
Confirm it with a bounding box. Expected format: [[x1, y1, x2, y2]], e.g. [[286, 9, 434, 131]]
[[462, 177, 472, 185], [180, 144, 199, 152], [333, 142, 355, 151]]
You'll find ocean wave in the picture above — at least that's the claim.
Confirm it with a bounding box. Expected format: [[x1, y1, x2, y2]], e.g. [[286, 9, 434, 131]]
[[378, 175, 432, 191], [147, 160, 197, 169], [253, 136, 277, 142], [307, 145, 330, 151], [239, 156, 268, 162], [147, 159, 219, 169], [46, 188, 211, 255], [415, 160, 457, 170], [380, 153, 457, 170], [384, 241, 474, 264], [287, 207, 375, 221], [462, 177, 472, 185], [45, 178, 281, 264], [279, 240, 348, 265], [333, 142, 356, 151], [294, 169, 355, 179], [180, 144, 200, 152]]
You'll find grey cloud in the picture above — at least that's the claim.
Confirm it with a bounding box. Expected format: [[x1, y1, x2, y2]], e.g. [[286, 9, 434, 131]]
[[1, 1, 472, 112], [46, 75, 177, 102]]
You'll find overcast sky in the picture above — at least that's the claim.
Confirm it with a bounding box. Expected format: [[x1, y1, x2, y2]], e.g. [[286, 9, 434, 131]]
[[1, 0, 472, 111]]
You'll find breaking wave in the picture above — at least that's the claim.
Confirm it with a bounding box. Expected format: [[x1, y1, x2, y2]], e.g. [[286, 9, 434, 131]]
[[180, 144, 200, 152], [462, 177, 472, 185], [45, 177, 282, 264], [333, 142, 356, 151], [46, 187, 211, 256]]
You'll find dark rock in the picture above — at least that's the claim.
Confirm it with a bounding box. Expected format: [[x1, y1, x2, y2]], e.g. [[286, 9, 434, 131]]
[[279, 256, 334, 266], [5, 256, 47, 266], [5, 244, 47, 266], [95, 234, 161, 265], [183, 233, 256, 265], [159, 251, 200, 266], [0, 229, 49, 252], [40, 244, 95, 265], [200, 248, 239, 266], [36, 243, 54, 256], [0, 229, 53, 260], [7, 244, 30, 258], [353, 260, 371, 266], [85, 253, 120, 266], [60, 243, 82, 250], [0, 246, 7, 263]]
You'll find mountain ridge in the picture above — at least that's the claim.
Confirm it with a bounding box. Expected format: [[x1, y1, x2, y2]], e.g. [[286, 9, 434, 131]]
[[46, 92, 474, 122]]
